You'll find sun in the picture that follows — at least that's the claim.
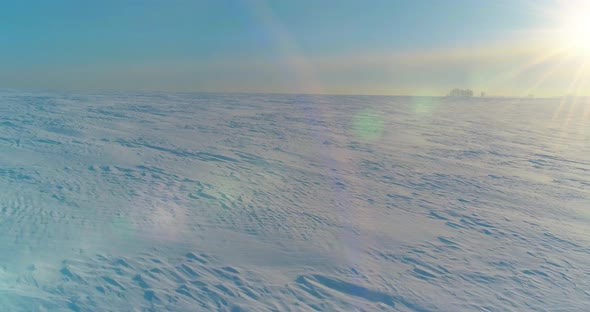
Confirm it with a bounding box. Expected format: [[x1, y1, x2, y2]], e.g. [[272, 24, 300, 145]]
[[556, 1, 590, 56]]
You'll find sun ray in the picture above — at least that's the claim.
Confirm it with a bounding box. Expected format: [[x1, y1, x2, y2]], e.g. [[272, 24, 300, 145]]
[[511, 46, 567, 77], [481, 45, 568, 93], [554, 59, 589, 141], [553, 58, 589, 120], [521, 52, 572, 97], [575, 78, 590, 137]]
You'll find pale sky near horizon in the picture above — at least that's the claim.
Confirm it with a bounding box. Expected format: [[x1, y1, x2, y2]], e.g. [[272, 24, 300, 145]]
[[2, 0, 589, 96]]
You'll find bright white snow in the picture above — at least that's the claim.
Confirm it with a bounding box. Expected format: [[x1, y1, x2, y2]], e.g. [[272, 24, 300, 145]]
[[0, 91, 589, 311]]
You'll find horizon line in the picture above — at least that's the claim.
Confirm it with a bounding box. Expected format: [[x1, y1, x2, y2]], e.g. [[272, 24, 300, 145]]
[[0, 87, 568, 99]]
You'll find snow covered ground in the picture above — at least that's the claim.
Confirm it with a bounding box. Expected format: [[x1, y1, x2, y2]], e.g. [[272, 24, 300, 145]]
[[0, 91, 588, 311]]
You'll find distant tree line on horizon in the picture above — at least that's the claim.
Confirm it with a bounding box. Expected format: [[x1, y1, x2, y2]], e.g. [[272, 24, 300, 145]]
[[447, 88, 474, 97]]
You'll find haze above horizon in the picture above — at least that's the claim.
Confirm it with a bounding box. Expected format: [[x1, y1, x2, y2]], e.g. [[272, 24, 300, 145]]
[[3, 0, 590, 97]]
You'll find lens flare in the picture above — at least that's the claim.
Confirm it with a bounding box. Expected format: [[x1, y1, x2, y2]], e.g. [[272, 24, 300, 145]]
[[352, 109, 384, 141], [412, 96, 437, 116], [111, 214, 136, 241]]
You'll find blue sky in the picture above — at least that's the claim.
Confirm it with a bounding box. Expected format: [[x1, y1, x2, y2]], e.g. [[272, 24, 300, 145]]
[[1, 0, 584, 96]]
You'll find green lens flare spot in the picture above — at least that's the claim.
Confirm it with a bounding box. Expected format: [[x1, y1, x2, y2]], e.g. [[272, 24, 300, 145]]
[[352, 109, 384, 141], [111, 214, 136, 240], [412, 97, 436, 115]]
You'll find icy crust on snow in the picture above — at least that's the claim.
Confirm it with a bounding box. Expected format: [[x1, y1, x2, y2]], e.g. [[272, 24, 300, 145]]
[[0, 91, 589, 311]]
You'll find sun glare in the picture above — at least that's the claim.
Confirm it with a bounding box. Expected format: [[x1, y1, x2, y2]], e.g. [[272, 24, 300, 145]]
[[557, 1, 590, 56], [516, 1, 590, 97]]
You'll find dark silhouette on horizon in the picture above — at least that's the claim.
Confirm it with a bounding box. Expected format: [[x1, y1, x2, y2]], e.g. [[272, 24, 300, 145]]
[[447, 88, 474, 97]]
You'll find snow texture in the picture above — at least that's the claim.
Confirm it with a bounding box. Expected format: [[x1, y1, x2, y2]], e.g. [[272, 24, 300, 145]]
[[0, 91, 589, 311]]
